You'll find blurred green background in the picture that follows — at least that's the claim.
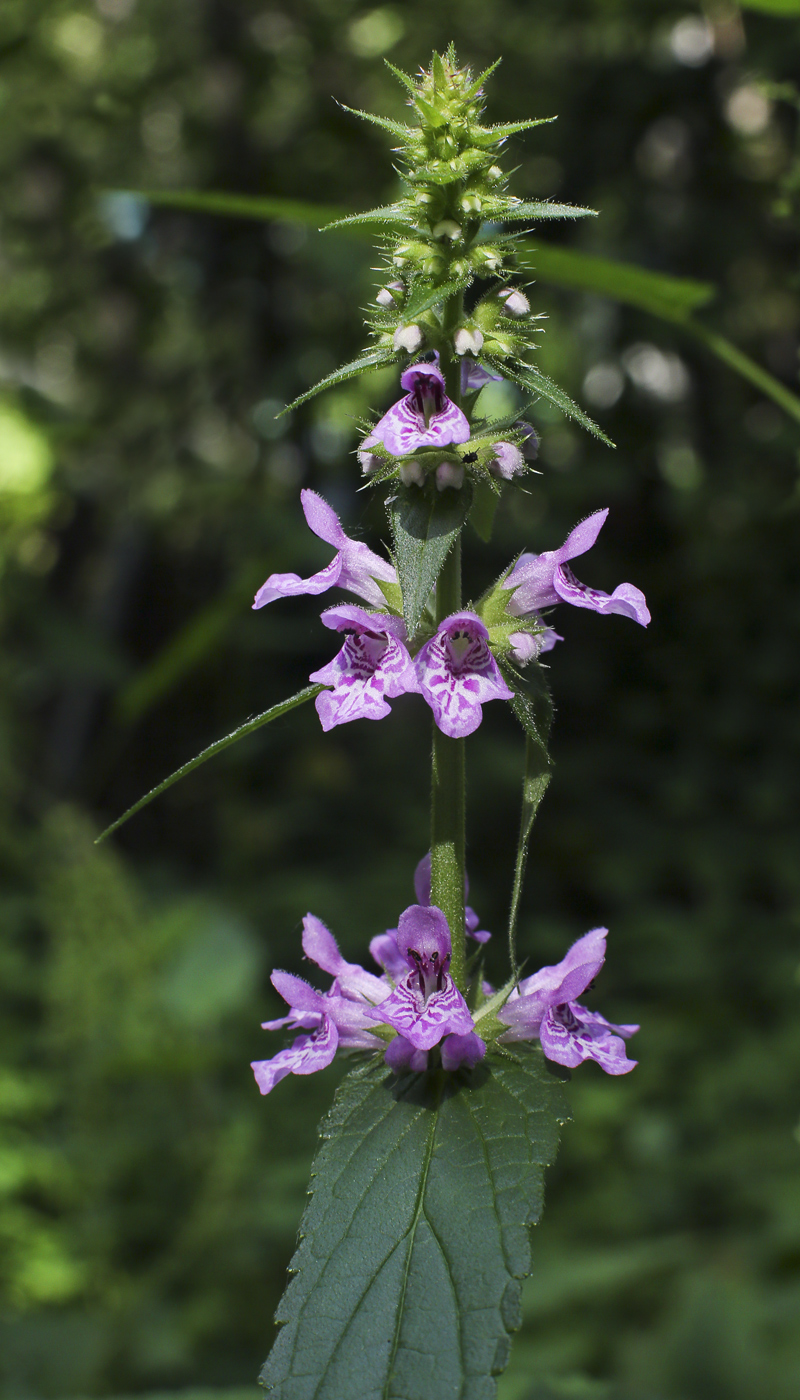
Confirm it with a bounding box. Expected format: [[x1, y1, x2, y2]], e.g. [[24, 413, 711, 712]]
[[1, 2, 799, 1398]]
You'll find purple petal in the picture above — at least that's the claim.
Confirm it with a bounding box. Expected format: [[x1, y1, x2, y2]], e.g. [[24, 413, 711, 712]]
[[369, 930, 408, 981], [253, 557, 343, 609], [385, 1035, 429, 1073], [325, 994, 386, 1049], [309, 615, 417, 732], [441, 1032, 486, 1071], [253, 489, 397, 611], [415, 610, 513, 739], [270, 969, 327, 1015], [377, 976, 474, 1050], [413, 853, 432, 906], [465, 907, 492, 944], [461, 359, 504, 393], [553, 567, 651, 626], [374, 398, 471, 456], [539, 1003, 638, 1075], [301, 914, 387, 1003], [497, 928, 608, 1039], [400, 361, 446, 394], [395, 904, 452, 965], [251, 1014, 338, 1094], [301, 489, 349, 549], [504, 510, 610, 616]]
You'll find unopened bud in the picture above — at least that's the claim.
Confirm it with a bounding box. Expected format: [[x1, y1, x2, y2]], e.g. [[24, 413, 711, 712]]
[[435, 462, 465, 492], [488, 441, 525, 480], [461, 193, 482, 214], [454, 326, 484, 356], [432, 219, 462, 241], [487, 165, 504, 181], [498, 287, 530, 317], [400, 460, 425, 488], [516, 421, 539, 461], [376, 280, 404, 308], [394, 324, 423, 354]]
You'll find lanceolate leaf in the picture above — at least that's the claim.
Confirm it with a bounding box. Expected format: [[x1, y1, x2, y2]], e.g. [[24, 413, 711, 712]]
[[131, 188, 347, 227], [500, 361, 614, 446], [282, 348, 397, 414], [262, 1048, 568, 1400], [95, 685, 325, 843], [503, 201, 598, 222], [389, 482, 474, 635], [322, 204, 413, 231]]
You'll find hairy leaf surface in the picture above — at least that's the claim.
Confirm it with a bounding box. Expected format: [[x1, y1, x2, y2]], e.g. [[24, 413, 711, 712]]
[[389, 482, 473, 635], [262, 1048, 568, 1400]]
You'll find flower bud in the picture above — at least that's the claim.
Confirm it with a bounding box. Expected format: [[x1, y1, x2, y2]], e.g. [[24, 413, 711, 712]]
[[487, 165, 504, 182], [394, 324, 423, 354], [488, 441, 525, 480], [435, 462, 465, 492], [400, 460, 425, 487], [376, 280, 404, 308], [516, 421, 539, 461], [460, 193, 482, 214], [454, 326, 484, 356], [498, 287, 530, 317], [432, 219, 462, 241]]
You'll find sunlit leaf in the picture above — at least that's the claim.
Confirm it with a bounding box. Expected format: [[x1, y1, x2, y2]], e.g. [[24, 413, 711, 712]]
[[499, 360, 614, 445], [520, 242, 716, 319]]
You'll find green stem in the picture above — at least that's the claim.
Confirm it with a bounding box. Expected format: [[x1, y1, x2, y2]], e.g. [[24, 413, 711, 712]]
[[430, 535, 467, 991]]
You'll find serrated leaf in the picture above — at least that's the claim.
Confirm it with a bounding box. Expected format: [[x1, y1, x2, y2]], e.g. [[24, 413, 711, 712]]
[[500, 362, 614, 446], [95, 685, 324, 843], [389, 482, 473, 634], [262, 1048, 568, 1400], [432, 51, 447, 91], [473, 117, 556, 145], [283, 348, 397, 414], [503, 201, 598, 222], [322, 203, 412, 231]]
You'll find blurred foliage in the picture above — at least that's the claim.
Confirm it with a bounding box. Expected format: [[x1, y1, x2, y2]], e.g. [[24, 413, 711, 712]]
[[1, 2, 799, 1399]]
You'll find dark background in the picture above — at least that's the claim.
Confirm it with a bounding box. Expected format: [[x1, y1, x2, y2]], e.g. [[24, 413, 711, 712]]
[[1, 3, 799, 1399]]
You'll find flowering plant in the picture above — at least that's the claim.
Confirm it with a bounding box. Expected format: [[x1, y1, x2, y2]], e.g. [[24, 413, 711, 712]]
[[100, 48, 648, 1399]]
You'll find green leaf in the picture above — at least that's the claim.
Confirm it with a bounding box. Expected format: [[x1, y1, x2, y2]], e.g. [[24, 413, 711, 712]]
[[473, 118, 556, 145], [95, 685, 324, 843], [384, 59, 418, 96], [500, 361, 614, 446], [388, 482, 473, 634], [414, 94, 446, 128], [262, 1048, 568, 1400], [322, 204, 412, 231], [739, 0, 800, 13], [338, 103, 414, 140], [402, 275, 473, 322], [465, 58, 502, 100], [283, 348, 397, 414], [126, 188, 347, 227], [522, 241, 716, 320], [503, 201, 597, 222], [432, 50, 447, 91]]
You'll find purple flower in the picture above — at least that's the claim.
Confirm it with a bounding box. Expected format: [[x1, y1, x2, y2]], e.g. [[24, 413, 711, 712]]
[[362, 362, 470, 457], [504, 510, 650, 627], [253, 489, 397, 611], [411, 852, 492, 945], [309, 604, 417, 732], [414, 610, 514, 738], [497, 927, 639, 1075], [370, 853, 491, 985], [461, 358, 504, 393], [376, 905, 479, 1052]]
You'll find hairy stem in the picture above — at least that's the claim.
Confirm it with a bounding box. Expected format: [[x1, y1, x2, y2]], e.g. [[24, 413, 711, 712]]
[[430, 537, 466, 991]]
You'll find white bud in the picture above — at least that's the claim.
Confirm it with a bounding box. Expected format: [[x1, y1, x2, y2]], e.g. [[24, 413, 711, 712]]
[[393, 324, 423, 354], [435, 462, 464, 492], [432, 219, 462, 241], [376, 280, 404, 308], [461, 193, 482, 214], [488, 165, 504, 181], [454, 326, 484, 357], [400, 460, 425, 488], [499, 287, 530, 317]]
